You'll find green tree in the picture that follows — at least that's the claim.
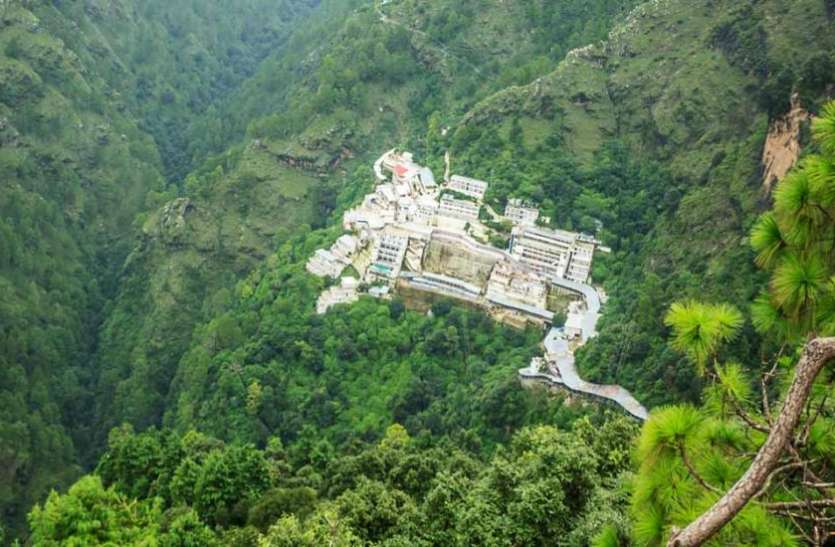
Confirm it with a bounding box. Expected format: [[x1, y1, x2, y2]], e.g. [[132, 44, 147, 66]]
[[636, 101, 835, 546], [28, 476, 161, 546], [193, 445, 272, 527], [159, 507, 217, 547], [259, 509, 360, 546]]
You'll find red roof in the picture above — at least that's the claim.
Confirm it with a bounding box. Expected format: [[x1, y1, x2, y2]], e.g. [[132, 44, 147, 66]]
[[393, 164, 409, 177]]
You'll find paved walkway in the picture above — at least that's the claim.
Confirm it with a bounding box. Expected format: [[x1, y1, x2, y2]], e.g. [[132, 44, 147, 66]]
[[519, 281, 648, 421]]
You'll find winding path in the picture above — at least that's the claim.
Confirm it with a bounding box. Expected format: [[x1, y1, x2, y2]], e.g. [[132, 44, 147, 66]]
[[519, 278, 649, 421], [375, 0, 483, 77]]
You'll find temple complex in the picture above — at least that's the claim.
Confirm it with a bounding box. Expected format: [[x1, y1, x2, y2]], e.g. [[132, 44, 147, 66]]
[[307, 149, 603, 326]]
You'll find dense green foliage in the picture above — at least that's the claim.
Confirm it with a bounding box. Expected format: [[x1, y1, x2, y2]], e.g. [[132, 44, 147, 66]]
[[436, 0, 835, 408], [90, 0, 644, 466], [3, 0, 835, 543], [29, 417, 638, 545], [0, 3, 168, 534], [163, 229, 577, 448], [0, 0, 322, 536], [39, 0, 324, 181]]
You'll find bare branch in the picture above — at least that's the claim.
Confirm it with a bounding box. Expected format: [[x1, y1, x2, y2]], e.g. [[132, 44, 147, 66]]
[[753, 460, 805, 499], [764, 499, 835, 510], [804, 482, 835, 489], [733, 404, 770, 434], [783, 509, 817, 544], [760, 343, 787, 426]]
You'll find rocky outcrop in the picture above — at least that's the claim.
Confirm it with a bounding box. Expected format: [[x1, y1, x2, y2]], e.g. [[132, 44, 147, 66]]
[[761, 93, 810, 192], [158, 197, 194, 235]]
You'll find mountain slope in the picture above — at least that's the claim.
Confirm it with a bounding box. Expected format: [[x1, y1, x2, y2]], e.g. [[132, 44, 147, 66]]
[[4, 0, 835, 541], [444, 0, 835, 405], [0, 3, 166, 535], [37, 0, 324, 180], [92, 0, 640, 443], [0, 0, 327, 537], [94, 143, 324, 435], [92, 0, 835, 455]]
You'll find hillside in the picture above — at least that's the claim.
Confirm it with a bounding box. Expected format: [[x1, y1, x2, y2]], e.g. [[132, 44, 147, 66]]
[[140, 0, 835, 458], [92, 0, 640, 451], [38, 0, 324, 180], [0, 2, 166, 534], [446, 0, 835, 405], [3, 0, 835, 543], [0, 0, 323, 537]]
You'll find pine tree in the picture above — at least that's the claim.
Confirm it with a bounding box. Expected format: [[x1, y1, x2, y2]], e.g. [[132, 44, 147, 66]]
[[635, 101, 835, 546]]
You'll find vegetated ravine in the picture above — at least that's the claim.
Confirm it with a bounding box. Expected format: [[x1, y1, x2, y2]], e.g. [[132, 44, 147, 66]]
[[2, 0, 835, 544]]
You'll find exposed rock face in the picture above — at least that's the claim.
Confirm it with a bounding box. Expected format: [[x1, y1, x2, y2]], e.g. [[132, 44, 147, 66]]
[[423, 238, 498, 285], [158, 197, 194, 235], [762, 93, 810, 192]]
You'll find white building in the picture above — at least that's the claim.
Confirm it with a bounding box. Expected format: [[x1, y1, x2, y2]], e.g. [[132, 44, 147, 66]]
[[509, 225, 597, 284], [415, 194, 439, 224], [438, 194, 479, 221], [486, 260, 547, 310], [509, 226, 576, 280], [564, 301, 585, 338], [331, 234, 359, 261], [317, 277, 360, 314], [447, 175, 488, 200], [367, 231, 408, 283], [565, 241, 594, 283], [306, 249, 348, 279], [504, 198, 540, 226]]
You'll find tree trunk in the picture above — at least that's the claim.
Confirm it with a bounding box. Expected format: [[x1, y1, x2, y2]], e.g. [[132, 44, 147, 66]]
[[667, 337, 835, 547]]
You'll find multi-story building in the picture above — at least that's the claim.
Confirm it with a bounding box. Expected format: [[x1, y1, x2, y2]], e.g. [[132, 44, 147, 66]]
[[510, 225, 598, 283], [509, 225, 577, 279], [447, 175, 488, 200], [486, 260, 548, 310], [415, 195, 439, 225], [367, 231, 408, 283], [565, 241, 594, 283], [504, 198, 540, 226], [438, 194, 479, 221]]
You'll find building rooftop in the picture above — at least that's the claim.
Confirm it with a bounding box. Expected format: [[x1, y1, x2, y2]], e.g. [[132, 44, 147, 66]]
[[420, 167, 437, 188]]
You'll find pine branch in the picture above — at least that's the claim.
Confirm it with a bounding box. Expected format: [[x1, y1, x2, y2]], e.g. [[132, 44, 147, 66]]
[[667, 337, 835, 547], [679, 444, 722, 495]]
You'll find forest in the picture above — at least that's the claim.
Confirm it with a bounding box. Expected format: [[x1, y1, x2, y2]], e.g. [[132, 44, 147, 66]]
[[2, 0, 835, 544]]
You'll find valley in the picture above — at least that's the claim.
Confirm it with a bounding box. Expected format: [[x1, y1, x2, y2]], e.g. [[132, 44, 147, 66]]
[[2, 0, 835, 544]]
